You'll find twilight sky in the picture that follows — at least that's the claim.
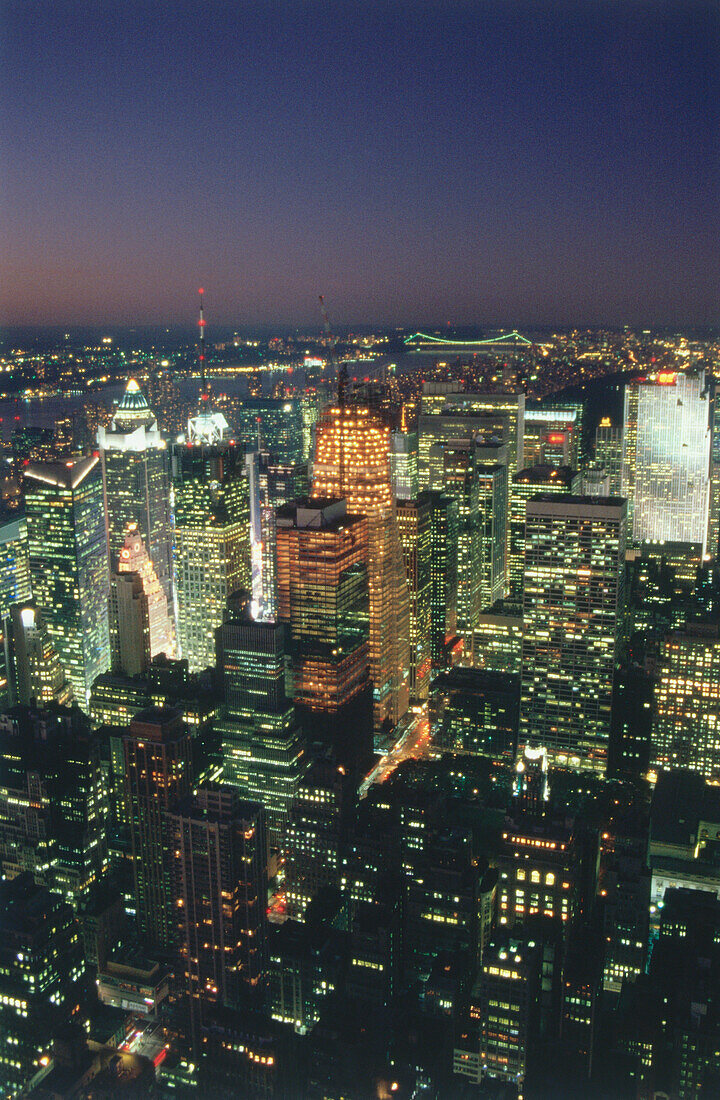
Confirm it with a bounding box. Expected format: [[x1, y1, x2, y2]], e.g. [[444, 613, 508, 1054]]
[[1, 0, 719, 329]]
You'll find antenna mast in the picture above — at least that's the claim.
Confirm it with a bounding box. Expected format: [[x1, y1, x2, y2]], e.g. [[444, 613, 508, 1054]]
[[198, 287, 207, 400]]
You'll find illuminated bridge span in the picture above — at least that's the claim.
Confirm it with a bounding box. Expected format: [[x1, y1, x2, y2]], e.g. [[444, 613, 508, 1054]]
[[404, 329, 542, 349]]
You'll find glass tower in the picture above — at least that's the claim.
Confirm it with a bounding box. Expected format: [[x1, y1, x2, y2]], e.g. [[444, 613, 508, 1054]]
[[24, 455, 110, 705], [622, 370, 711, 551], [520, 495, 627, 773], [172, 441, 251, 672], [310, 406, 410, 736], [97, 378, 174, 615]]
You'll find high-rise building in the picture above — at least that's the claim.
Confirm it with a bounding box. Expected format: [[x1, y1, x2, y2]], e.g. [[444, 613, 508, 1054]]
[[396, 494, 432, 701], [234, 397, 305, 465], [595, 417, 622, 496], [310, 407, 410, 736], [428, 439, 481, 635], [97, 378, 174, 614], [246, 450, 307, 620], [430, 666, 519, 762], [471, 602, 523, 676], [275, 498, 373, 775], [5, 603, 73, 706], [24, 455, 110, 705], [0, 874, 86, 1098], [426, 490, 459, 667], [508, 466, 581, 603], [478, 935, 540, 1086], [0, 513, 31, 616], [708, 389, 720, 561], [520, 495, 627, 772], [622, 370, 711, 551], [652, 623, 720, 782], [123, 707, 192, 949], [109, 570, 151, 677], [523, 404, 583, 469], [476, 460, 508, 610], [390, 431, 419, 501], [167, 785, 268, 1032], [172, 441, 251, 672], [117, 525, 175, 659], [217, 591, 307, 850]]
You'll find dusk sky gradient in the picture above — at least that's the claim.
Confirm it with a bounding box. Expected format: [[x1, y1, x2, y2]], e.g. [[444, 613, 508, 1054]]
[[1, 0, 719, 329]]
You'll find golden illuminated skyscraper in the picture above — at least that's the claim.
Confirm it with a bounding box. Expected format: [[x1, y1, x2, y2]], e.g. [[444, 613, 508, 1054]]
[[118, 525, 176, 660], [311, 406, 410, 736]]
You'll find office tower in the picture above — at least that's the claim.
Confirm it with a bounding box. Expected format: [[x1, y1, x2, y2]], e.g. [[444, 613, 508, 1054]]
[[0, 513, 31, 616], [508, 466, 581, 602], [520, 496, 627, 772], [523, 404, 583, 469], [708, 391, 720, 560], [97, 378, 174, 614], [172, 441, 251, 672], [581, 466, 610, 496], [396, 494, 432, 701], [275, 498, 373, 775], [24, 455, 110, 704], [476, 459, 508, 609], [234, 397, 305, 465], [471, 603, 523, 675], [478, 936, 540, 1086], [598, 828, 650, 996], [0, 707, 108, 904], [117, 525, 175, 659], [496, 813, 579, 931], [622, 370, 711, 551], [5, 603, 73, 706], [427, 490, 459, 667], [430, 667, 519, 762], [652, 623, 720, 781], [390, 431, 419, 501], [217, 591, 306, 850], [283, 757, 355, 919], [168, 785, 268, 1029], [0, 874, 85, 1098], [123, 707, 192, 949], [311, 406, 410, 734], [419, 384, 525, 489], [595, 417, 622, 496], [428, 440, 481, 635], [109, 570, 150, 677], [246, 450, 307, 620]]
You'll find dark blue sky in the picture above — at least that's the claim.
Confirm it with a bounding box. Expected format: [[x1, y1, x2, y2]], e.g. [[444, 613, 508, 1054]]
[[1, 0, 718, 328]]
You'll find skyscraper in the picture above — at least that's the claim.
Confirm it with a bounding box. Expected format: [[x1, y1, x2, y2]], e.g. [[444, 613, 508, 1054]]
[[97, 378, 174, 614], [428, 439, 481, 634], [523, 404, 582, 469], [109, 570, 151, 677], [172, 441, 251, 672], [24, 455, 110, 704], [117, 525, 175, 659], [310, 406, 410, 735], [520, 495, 627, 773], [217, 591, 307, 850], [595, 417, 622, 496], [0, 513, 32, 703], [167, 785, 268, 1035], [123, 707, 192, 949], [396, 494, 432, 701], [508, 466, 581, 602], [275, 498, 373, 775], [652, 623, 720, 782], [426, 490, 459, 667], [6, 603, 73, 706], [622, 370, 711, 551], [390, 431, 419, 501]]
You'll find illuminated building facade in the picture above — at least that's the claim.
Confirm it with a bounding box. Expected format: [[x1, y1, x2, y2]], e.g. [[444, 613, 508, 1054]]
[[0, 874, 85, 1098], [275, 498, 372, 774], [622, 371, 711, 551], [123, 707, 192, 949], [217, 591, 306, 850], [652, 623, 720, 782], [0, 515, 31, 621], [24, 455, 110, 705], [234, 397, 305, 465], [496, 819, 578, 932], [478, 936, 540, 1085], [168, 785, 268, 1026], [390, 431, 419, 501], [310, 407, 410, 735], [508, 465, 580, 603], [523, 404, 582, 468], [246, 450, 307, 620], [595, 417, 622, 496], [470, 603, 523, 676], [172, 442, 251, 672], [97, 378, 174, 614], [396, 494, 432, 701], [428, 440, 481, 635], [419, 384, 524, 490], [6, 603, 73, 706], [117, 525, 175, 660], [109, 570, 151, 677], [427, 490, 459, 666], [520, 495, 626, 773], [430, 666, 519, 762], [476, 461, 507, 609]]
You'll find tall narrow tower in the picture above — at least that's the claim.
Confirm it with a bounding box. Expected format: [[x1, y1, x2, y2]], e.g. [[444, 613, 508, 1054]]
[[310, 406, 410, 737]]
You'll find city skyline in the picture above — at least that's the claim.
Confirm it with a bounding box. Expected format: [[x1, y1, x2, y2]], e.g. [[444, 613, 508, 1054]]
[[2, 1, 719, 329]]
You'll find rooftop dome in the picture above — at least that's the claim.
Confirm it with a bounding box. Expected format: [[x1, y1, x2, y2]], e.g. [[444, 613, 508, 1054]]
[[111, 378, 156, 429]]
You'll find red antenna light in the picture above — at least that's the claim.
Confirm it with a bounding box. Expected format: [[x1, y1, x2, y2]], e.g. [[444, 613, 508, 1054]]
[[198, 288, 207, 398]]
